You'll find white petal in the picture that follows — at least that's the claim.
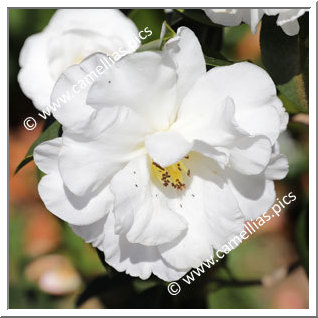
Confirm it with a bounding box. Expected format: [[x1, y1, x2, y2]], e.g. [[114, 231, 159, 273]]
[[273, 98, 289, 132], [101, 212, 187, 281], [87, 51, 178, 131], [145, 131, 193, 168], [70, 216, 106, 250], [274, 9, 306, 26], [204, 9, 263, 33], [191, 140, 229, 169], [110, 155, 188, 246], [220, 63, 286, 144], [203, 9, 244, 26], [151, 259, 188, 282], [50, 53, 111, 132], [173, 96, 244, 147], [33, 138, 62, 174], [58, 106, 149, 196], [176, 62, 284, 145], [158, 228, 212, 270], [18, 9, 139, 111], [265, 154, 289, 180], [263, 9, 307, 36], [174, 95, 272, 175], [226, 168, 276, 220], [158, 153, 245, 269], [227, 135, 272, 175], [18, 33, 54, 110], [241, 9, 264, 34], [33, 138, 112, 226], [38, 173, 113, 226], [47, 9, 139, 53], [175, 62, 285, 145], [237, 103, 287, 145], [164, 27, 206, 103], [280, 20, 300, 36], [190, 154, 245, 249]]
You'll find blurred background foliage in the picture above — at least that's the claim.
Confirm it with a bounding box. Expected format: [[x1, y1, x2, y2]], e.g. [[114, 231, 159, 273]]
[[9, 8, 309, 309]]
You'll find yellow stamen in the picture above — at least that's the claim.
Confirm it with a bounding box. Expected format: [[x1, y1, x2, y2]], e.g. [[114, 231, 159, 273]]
[[151, 157, 190, 191]]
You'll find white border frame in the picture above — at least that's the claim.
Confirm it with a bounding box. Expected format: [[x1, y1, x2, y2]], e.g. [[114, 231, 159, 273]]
[[2, 0, 316, 316]]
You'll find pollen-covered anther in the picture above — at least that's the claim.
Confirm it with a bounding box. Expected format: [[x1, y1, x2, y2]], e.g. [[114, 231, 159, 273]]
[[151, 156, 191, 191]]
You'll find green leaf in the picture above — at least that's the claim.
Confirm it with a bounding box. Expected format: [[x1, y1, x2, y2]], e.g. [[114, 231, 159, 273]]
[[162, 20, 176, 37], [260, 15, 301, 85], [278, 94, 302, 114], [128, 9, 165, 44], [136, 21, 176, 52], [160, 20, 176, 45], [14, 120, 61, 174], [278, 74, 308, 114], [36, 167, 46, 181], [136, 39, 161, 52], [204, 55, 233, 67], [9, 9, 56, 36]]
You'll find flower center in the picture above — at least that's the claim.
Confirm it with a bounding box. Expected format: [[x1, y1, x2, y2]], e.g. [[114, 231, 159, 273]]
[[151, 156, 190, 191]]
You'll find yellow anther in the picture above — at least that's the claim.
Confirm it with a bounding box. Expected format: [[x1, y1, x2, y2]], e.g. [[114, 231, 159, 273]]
[[151, 157, 190, 191]]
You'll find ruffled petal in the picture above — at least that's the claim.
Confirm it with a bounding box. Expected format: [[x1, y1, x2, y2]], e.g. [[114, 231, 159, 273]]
[[173, 96, 245, 147], [50, 53, 116, 132], [33, 138, 62, 174], [174, 95, 272, 175], [18, 9, 139, 111], [38, 173, 113, 226], [158, 153, 245, 269], [226, 135, 272, 175], [58, 106, 149, 196], [70, 216, 107, 250], [87, 51, 178, 131], [101, 212, 187, 281], [226, 168, 276, 221], [18, 32, 54, 110], [175, 62, 285, 145], [265, 153, 289, 180], [47, 9, 139, 54], [164, 27, 206, 103], [145, 131, 192, 167], [110, 155, 188, 246]]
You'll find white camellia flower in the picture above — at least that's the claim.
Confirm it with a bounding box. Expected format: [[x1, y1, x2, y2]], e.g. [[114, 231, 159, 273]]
[[34, 27, 288, 281], [203, 9, 307, 36], [263, 9, 308, 36], [18, 9, 140, 111]]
